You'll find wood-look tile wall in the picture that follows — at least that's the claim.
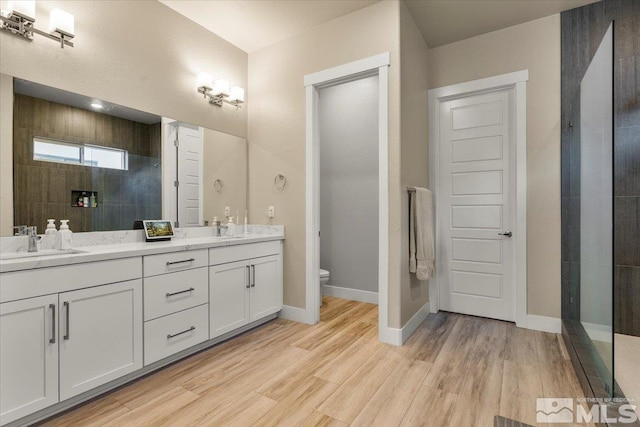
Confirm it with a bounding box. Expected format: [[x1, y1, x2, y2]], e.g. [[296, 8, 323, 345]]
[[13, 94, 162, 233], [561, 0, 640, 331]]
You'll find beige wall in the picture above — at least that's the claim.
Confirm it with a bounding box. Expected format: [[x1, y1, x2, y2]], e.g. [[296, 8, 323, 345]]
[[0, 74, 13, 236], [247, 0, 404, 326], [203, 129, 247, 224], [0, 0, 247, 236], [399, 2, 430, 325], [428, 15, 562, 318]]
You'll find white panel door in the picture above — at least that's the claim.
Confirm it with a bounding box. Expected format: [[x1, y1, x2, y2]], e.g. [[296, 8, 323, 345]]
[[59, 280, 143, 400], [178, 125, 203, 227], [249, 255, 282, 321], [209, 261, 250, 338], [438, 89, 515, 321], [0, 295, 59, 425]]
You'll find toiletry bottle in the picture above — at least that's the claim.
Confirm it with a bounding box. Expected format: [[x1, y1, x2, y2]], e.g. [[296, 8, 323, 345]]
[[44, 219, 59, 250], [59, 220, 73, 250], [90, 192, 97, 208], [244, 210, 248, 235], [227, 217, 235, 236], [83, 195, 89, 207]]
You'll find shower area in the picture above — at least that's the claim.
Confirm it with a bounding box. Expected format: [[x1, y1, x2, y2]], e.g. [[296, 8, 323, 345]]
[[561, 0, 639, 415]]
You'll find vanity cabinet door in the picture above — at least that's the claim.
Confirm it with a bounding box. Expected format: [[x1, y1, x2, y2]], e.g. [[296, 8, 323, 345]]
[[249, 255, 282, 321], [0, 295, 59, 425], [209, 261, 250, 338], [59, 280, 142, 400]]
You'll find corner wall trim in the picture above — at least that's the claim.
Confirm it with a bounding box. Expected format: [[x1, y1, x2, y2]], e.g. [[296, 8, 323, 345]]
[[279, 305, 311, 324], [322, 285, 378, 305], [526, 314, 561, 334], [401, 302, 430, 344]]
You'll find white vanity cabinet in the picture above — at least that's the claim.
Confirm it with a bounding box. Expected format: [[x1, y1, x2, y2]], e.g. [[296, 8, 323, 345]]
[[58, 280, 142, 400], [0, 295, 59, 425], [209, 241, 283, 338], [142, 249, 209, 365], [0, 258, 143, 426]]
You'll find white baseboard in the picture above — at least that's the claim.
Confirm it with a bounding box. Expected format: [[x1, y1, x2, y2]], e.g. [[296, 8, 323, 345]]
[[322, 285, 378, 304], [401, 302, 431, 344], [279, 305, 312, 324], [377, 302, 431, 346], [526, 314, 561, 334], [581, 321, 612, 343]]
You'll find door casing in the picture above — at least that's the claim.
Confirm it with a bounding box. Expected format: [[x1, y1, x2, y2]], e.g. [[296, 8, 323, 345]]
[[428, 70, 529, 328]]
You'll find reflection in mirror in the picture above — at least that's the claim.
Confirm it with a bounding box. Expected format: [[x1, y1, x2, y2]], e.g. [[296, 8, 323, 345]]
[[10, 78, 248, 233]]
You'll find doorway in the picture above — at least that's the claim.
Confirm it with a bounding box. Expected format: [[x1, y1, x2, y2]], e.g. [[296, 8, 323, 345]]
[[318, 75, 379, 307], [304, 53, 392, 343], [428, 71, 528, 327]]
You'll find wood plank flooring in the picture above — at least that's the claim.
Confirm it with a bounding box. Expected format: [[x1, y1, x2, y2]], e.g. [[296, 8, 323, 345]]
[[42, 297, 594, 427]]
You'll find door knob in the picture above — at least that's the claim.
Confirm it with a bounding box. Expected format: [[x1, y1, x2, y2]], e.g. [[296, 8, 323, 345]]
[[498, 231, 512, 238]]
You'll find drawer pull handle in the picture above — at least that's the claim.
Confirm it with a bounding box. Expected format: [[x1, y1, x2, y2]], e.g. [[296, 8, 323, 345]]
[[166, 287, 195, 298], [49, 304, 56, 344], [246, 265, 251, 288], [167, 326, 195, 339], [166, 258, 195, 266], [251, 265, 256, 288], [63, 301, 70, 340]]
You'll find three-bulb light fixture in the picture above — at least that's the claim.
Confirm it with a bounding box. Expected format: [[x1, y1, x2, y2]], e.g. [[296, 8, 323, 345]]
[[197, 72, 244, 109], [0, 0, 74, 48]]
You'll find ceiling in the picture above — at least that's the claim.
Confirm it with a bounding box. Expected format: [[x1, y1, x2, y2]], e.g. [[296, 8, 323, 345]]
[[160, 0, 600, 52], [404, 0, 600, 48], [14, 79, 161, 125], [159, 0, 380, 53]]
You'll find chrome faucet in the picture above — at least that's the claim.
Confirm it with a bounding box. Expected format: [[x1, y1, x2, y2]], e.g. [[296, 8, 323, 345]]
[[27, 226, 41, 252], [12, 225, 28, 236], [214, 221, 228, 237]]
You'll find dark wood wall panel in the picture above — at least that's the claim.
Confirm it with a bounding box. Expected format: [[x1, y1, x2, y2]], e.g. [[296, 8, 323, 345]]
[[13, 94, 162, 233]]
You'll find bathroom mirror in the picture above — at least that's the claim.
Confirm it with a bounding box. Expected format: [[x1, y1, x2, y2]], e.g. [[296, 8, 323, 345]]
[[6, 77, 247, 234]]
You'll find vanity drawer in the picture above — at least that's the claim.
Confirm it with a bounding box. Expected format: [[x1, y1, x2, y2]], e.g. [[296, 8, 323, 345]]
[[144, 267, 208, 321], [144, 304, 209, 366], [143, 249, 208, 277], [209, 241, 281, 265]]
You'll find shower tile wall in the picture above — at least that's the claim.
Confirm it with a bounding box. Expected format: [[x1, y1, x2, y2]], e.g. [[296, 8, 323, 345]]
[[13, 94, 161, 233], [561, 0, 640, 335]]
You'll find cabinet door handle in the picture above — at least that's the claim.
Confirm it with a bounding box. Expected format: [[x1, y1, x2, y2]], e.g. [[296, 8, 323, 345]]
[[251, 265, 256, 288], [166, 258, 195, 266], [49, 304, 56, 344], [63, 301, 70, 340], [167, 326, 195, 339], [246, 265, 251, 288], [166, 287, 195, 298]]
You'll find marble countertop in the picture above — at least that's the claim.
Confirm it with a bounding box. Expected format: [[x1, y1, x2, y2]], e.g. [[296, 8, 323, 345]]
[[0, 226, 284, 273]]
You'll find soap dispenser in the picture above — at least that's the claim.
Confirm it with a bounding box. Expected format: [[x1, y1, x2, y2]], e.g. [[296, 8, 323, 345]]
[[43, 219, 59, 250], [227, 217, 236, 236], [59, 220, 73, 250]]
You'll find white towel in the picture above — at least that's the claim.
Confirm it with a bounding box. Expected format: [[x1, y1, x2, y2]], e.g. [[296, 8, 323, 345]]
[[409, 187, 435, 281]]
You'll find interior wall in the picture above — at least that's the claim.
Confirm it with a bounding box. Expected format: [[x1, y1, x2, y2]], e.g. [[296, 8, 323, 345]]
[[202, 129, 247, 224], [319, 76, 379, 295], [399, 1, 430, 325], [428, 14, 562, 319], [0, 74, 12, 236], [247, 0, 403, 326]]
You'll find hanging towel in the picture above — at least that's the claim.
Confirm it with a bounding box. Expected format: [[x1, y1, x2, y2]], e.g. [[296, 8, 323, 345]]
[[410, 187, 435, 281]]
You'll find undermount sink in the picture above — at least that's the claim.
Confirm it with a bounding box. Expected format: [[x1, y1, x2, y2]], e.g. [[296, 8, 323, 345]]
[[0, 249, 88, 261]]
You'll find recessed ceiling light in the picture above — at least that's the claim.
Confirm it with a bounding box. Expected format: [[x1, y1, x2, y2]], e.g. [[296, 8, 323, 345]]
[[91, 102, 104, 109]]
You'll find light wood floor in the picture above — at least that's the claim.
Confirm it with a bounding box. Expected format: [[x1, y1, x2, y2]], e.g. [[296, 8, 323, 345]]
[[42, 297, 594, 427], [615, 333, 640, 419]]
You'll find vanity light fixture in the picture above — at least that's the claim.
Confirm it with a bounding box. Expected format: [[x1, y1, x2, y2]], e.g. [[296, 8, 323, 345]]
[[0, 1, 74, 48], [196, 72, 244, 109]]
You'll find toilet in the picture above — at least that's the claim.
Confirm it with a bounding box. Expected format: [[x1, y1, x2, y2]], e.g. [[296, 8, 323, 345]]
[[319, 269, 330, 306]]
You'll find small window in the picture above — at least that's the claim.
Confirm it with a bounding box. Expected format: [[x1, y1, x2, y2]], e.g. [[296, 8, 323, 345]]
[[33, 138, 128, 171]]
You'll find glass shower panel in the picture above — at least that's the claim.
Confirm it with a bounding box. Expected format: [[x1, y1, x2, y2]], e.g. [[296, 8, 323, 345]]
[[579, 23, 613, 396]]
